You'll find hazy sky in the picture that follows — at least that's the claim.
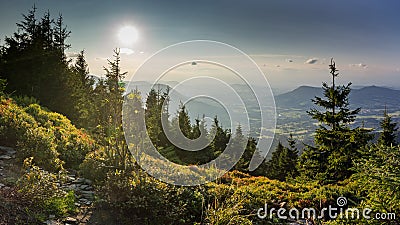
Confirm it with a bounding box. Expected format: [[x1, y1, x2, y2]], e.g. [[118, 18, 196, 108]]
[[1, 0, 400, 90]]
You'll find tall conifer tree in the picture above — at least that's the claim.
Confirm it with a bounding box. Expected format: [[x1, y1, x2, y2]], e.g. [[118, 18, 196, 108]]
[[378, 108, 398, 146], [298, 59, 371, 182]]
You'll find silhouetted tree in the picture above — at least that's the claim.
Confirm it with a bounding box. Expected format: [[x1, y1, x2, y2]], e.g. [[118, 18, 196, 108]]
[[53, 13, 71, 52], [0, 6, 80, 122], [70, 50, 95, 128]]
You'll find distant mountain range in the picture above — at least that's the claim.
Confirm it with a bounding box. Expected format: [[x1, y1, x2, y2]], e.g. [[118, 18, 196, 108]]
[[276, 85, 400, 111], [122, 81, 400, 155], [124, 81, 400, 117]]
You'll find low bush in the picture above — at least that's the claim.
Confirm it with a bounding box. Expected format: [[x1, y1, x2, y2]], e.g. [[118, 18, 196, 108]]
[[0, 97, 95, 170], [17, 158, 76, 221], [24, 104, 95, 169], [0, 97, 61, 171], [96, 169, 204, 225]]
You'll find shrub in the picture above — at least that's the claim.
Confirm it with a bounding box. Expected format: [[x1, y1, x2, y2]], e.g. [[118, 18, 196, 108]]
[[0, 98, 95, 170], [97, 169, 204, 225], [204, 174, 359, 224], [24, 104, 95, 169], [79, 147, 111, 183], [0, 98, 62, 171], [352, 144, 400, 221], [12, 95, 40, 107], [17, 158, 76, 220]]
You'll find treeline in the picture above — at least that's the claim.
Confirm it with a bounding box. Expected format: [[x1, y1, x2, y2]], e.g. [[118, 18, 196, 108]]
[[130, 87, 259, 171], [0, 6, 111, 131]]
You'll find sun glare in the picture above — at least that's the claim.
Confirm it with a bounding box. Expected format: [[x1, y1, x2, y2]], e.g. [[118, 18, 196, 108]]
[[118, 26, 138, 46]]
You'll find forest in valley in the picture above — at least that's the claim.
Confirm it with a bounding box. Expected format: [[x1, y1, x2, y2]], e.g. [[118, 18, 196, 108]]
[[0, 6, 399, 225]]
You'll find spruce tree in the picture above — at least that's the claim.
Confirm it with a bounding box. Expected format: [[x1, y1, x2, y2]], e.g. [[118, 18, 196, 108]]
[[231, 124, 247, 171], [189, 116, 214, 164], [264, 141, 286, 181], [264, 134, 298, 181], [285, 134, 299, 178], [71, 50, 95, 129], [145, 89, 163, 147], [209, 116, 230, 156], [378, 108, 398, 146], [102, 48, 129, 168], [176, 103, 192, 139], [104, 48, 126, 127], [171, 103, 194, 163], [1, 6, 76, 121], [54, 13, 71, 52], [123, 88, 145, 160], [298, 59, 371, 182]]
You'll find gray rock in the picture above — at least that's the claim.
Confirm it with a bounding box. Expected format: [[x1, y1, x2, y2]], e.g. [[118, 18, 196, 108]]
[[0, 146, 16, 159], [67, 184, 77, 190], [83, 185, 93, 191], [72, 178, 85, 184], [0, 183, 5, 188], [79, 198, 88, 203], [0, 155, 12, 160], [0, 146, 15, 152], [44, 220, 58, 225], [79, 184, 89, 190], [64, 217, 77, 223], [84, 179, 92, 185], [67, 176, 76, 182], [80, 190, 95, 199]]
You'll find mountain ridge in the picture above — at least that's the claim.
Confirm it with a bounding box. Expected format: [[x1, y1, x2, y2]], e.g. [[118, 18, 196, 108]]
[[276, 85, 400, 110]]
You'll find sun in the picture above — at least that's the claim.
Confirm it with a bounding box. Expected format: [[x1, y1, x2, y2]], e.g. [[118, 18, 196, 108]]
[[118, 26, 138, 46]]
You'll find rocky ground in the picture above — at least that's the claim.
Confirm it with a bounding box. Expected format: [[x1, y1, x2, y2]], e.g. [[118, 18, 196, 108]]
[[44, 177, 96, 225], [0, 146, 97, 225]]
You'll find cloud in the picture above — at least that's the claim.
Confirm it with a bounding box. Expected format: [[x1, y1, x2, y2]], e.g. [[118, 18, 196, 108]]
[[66, 52, 80, 58], [120, 48, 135, 55], [286, 59, 293, 63], [349, 63, 367, 68], [305, 58, 318, 64], [95, 57, 107, 61]]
